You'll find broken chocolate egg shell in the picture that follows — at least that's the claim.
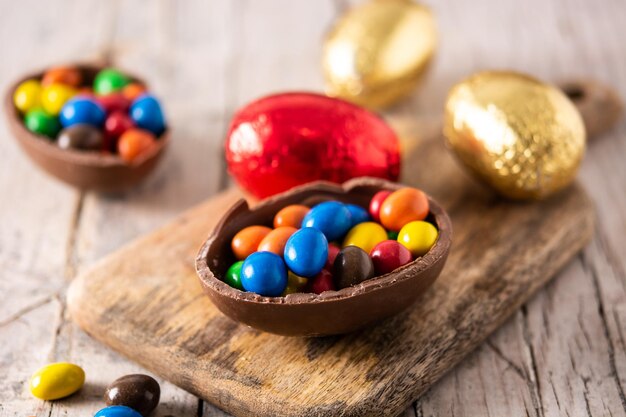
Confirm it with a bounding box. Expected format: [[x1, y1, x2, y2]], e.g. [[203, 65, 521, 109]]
[[5, 63, 169, 192], [195, 177, 452, 337]]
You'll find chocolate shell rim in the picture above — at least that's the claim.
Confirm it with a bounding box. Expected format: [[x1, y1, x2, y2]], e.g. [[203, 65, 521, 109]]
[[195, 177, 452, 305], [4, 62, 170, 168]]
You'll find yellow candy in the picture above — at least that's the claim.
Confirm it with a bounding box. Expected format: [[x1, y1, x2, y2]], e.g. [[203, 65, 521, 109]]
[[13, 79, 42, 113], [282, 271, 308, 295], [29, 362, 85, 400], [342, 221, 387, 254], [397, 221, 438, 257], [41, 83, 76, 115]]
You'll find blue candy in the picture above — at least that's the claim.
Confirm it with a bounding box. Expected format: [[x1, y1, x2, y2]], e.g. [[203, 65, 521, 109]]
[[94, 405, 142, 417], [302, 201, 352, 241], [130, 94, 166, 136], [60, 98, 106, 128], [241, 251, 287, 296], [284, 227, 328, 277], [346, 203, 370, 226]]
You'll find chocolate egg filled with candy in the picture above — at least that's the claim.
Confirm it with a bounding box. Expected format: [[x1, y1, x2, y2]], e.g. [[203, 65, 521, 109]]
[[225, 92, 400, 198]]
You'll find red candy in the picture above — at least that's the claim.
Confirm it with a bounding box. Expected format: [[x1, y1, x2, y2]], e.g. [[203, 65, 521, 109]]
[[369, 190, 391, 223], [225, 92, 400, 198], [370, 240, 413, 275], [98, 93, 130, 114], [104, 111, 135, 151], [325, 243, 341, 270], [309, 269, 335, 294]]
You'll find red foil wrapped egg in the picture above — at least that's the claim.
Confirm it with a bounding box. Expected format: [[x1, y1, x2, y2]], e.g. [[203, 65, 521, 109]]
[[225, 92, 400, 198]]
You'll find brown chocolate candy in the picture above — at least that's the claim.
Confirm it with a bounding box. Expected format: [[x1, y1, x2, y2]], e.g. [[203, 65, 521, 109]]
[[333, 245, 375, 289], [57, 124, 104, 151], [104, 374, 160, 416]]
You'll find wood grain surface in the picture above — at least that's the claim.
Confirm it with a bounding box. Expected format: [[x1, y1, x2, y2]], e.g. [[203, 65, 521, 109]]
[[1, 0, 625, 416]]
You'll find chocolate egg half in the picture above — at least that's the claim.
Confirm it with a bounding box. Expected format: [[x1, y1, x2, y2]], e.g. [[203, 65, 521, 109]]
[[323, 0, 436, 108], [225, 92, 400, 198], [444, 71, 586, 200]]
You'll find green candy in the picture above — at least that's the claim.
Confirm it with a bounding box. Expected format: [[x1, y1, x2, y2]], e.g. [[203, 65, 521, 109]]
[[24, 109, 61, 138], [94, 68, 130, 95], [387, 230, 399, 240], [224, 260, 245, 290]]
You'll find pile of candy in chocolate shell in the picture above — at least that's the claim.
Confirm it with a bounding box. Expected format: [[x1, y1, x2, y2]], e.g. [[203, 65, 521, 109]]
[[225, 187, 439, 296], [13, 66, 166, 162]]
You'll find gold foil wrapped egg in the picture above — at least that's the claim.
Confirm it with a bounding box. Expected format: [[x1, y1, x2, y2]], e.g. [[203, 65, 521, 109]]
[[444, 71, 586, 200], [322, 0, 437, 109]]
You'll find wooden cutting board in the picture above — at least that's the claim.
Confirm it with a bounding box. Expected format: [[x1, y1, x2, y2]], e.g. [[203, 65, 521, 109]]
[[67, 131, 595, 417]]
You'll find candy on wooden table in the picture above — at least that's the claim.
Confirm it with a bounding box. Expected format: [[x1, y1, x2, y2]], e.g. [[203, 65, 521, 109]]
[[98, 93, 131, 114], [24, 109, 61, 138], [325, 243, 341, 270], [370, 240, 413, 275], [94, 405, 143, 417], [257, 226, 297, 255], [29, 362, 85, 400], [333, 246, 375, 289], [231, 225, 272, 260], [284, 227, 328, 278], [122, 83, 147, 101], [117, 129, 157, 163], [60, 97, 106, 128], [282, 271, 309, 295], [342, 221, 387, 254], [241, 251, 288, 296], [379, 187, 429, 231], [302, 201, 352, 241], [308, 269, 335, 294], [397, 220, 438, 257], [13, 79, 41, 113], [369, 190, 391, 222], [41, 66, 82, 87], [273, 204, 309, 228], [57, 124, 104, 151], [94, 68, 131, 95], [346, 203, 370, 226], [104, 374, 160, 417], [224, 260, 244, 290], [41, 83, 76, 116], [130, 94, 166, 136]]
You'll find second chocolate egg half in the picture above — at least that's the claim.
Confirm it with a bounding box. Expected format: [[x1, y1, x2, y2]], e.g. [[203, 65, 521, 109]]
[[323, 0, 437, 108]]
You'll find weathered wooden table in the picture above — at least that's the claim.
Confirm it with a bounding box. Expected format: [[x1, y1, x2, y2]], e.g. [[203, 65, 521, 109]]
[[1, 1, 624, 416]]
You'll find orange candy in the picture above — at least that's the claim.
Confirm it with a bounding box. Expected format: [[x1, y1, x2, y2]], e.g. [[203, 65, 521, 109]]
[[231, 226, 272, 260], [273, 205, 309, 228], [379, 188, 429, 231], [41, 66, 82, 88], [258, 226, 297, 255], [123, 83, 147, 101], [117, 129, 156, 163]]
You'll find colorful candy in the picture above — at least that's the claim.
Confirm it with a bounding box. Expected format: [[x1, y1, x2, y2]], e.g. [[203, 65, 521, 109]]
[[29, 362, 85, 400], [273, 204, 309, 228], [231, 225, 272, 260], [302, 201, 352, 241], [24, 109, 61, 138], [224, 260, 244, 290], [398, 220, 438, 256], [284, 227, 328, 277], [60, 97, 106, 128], [122, 83, 147, 101], [369, 190, 391, 222], [346, 203, 370, 226], [95, 405, 143, 417], [57, 124, 104, 151], [117, 129, 157, 163], [342, 221, 387, 254], [370, 240, 413, 275], [13, 79, 42, 113], [105, 111, 135, 141], [94, 68, 131, 95], [104, 374, 160, 417], [41, 83, 76, 115], [257, 226, 297, 255], [130, 94, 166, 136], [98, 93, 131, 114], [283, 271, 309, 295], [379, 188, 429, 231], [41, 66, 82, 87], [325, 243, 341, 270], [241, 251, 288, 296], [333, 246, 375, 289], [309, 269, 335, 294]]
